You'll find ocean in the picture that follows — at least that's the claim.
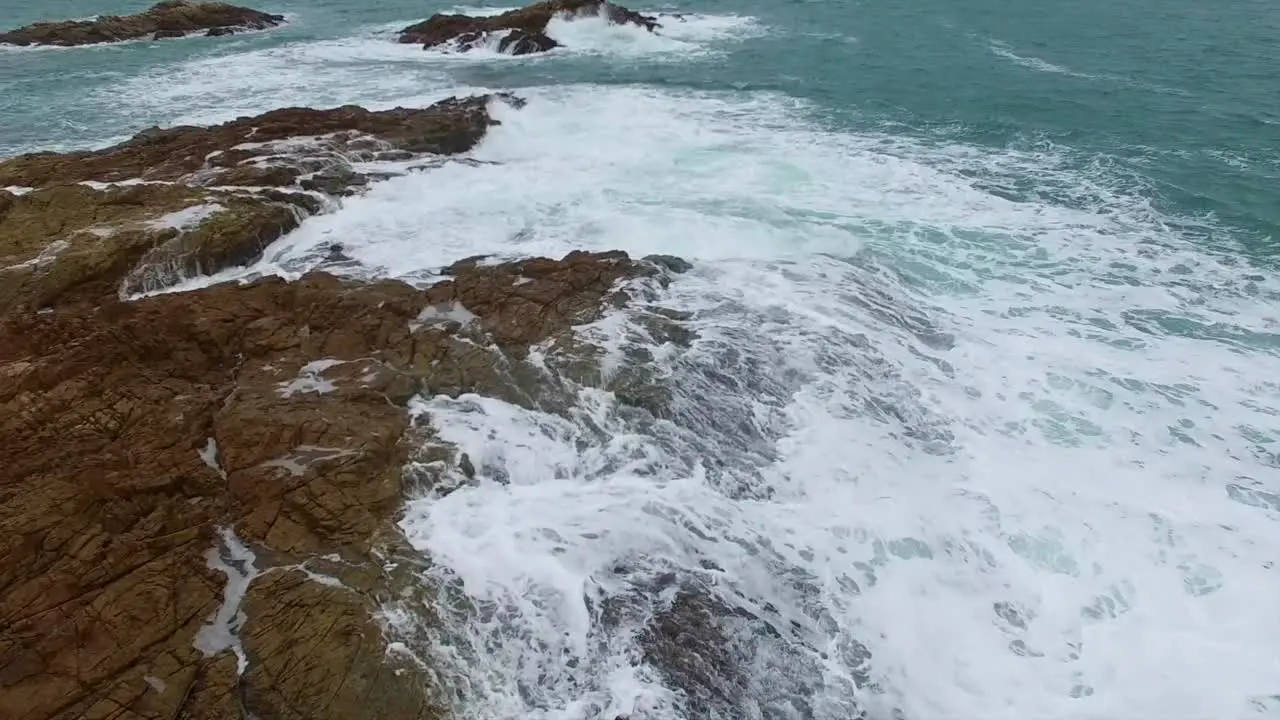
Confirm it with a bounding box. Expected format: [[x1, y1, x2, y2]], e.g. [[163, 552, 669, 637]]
[[4, 0, 1280, 717]]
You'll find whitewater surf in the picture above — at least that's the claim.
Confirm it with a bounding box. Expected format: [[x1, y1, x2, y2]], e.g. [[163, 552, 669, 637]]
[[3, 0, 1279, 718]]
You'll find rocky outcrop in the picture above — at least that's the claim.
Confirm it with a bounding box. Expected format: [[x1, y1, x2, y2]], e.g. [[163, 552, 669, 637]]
[[0, 76, 707, 720], [0, 94, 514, 313], [0, 249, 678, 720], [0, 1, 284, 47], [399, 0, 659, 55], [0, 94, 507, 189]]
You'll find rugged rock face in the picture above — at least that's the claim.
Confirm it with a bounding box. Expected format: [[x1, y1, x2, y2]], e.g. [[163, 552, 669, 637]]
[[0, 94, 513, 312], [0, 250, 677, 720], [399, 0, 659, 55], [0, 1, 285, 47]]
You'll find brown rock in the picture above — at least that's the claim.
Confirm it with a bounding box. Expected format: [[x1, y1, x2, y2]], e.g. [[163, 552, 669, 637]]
[[240, 570, 442, 719], [429, 249, 635, 346], [0, 94, 516, 310], [0, 94, 508, 189], [0, 249, 674, 720], [0, 1, 285, 47], [0, 183, 306, 313], [400, 0, 659, 53]]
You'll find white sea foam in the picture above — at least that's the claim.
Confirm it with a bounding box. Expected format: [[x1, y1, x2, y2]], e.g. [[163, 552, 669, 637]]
[[276, 358, 346, 397], [262, 85, 1280, 719], [987, 40, 1082, 77], [193, 527, 259, 675], [91, 9, 753, 130], [543, 12, 758, 59], [985, 38, 1191, 96], [146, 202, 224, 230]]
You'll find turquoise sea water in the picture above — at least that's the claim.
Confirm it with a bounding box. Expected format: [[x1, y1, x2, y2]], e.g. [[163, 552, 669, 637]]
[[5, 2, 1280, 718]]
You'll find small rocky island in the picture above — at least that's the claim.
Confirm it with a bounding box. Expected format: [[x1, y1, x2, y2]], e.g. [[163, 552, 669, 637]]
[[399, 0, 660, 55], [0, 0, 285, 46]]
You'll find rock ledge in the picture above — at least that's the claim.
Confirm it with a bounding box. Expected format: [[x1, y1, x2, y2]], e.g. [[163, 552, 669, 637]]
[[0, 94, 514, 312]]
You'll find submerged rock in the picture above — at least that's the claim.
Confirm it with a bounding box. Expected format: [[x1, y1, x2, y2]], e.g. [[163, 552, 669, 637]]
[[0, 1, 285, 47], [607, 577, 875, 720], [399, 0, 659, 55], [0, 249, 673, 720], [0, 94, 516, 311]]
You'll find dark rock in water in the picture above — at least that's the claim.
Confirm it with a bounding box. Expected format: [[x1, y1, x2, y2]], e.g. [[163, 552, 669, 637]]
[[300, 166, 368, 196], [399, 0, 659, 55], [451, 29, 488, 51], [596, 570, 874, 720], [458, 452, 477, 479], [0, 1, 285, 47], [498, 28, 560, 55], [321, 241, 352, 263], [641, 589, 755, 717], [373, 149, 415, 162], [206, 25, 236, 36], [644, 253, 694, 274]]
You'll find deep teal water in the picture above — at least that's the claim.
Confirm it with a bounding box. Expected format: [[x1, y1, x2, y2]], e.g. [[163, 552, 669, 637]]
[[2, 0, 1277, 259]]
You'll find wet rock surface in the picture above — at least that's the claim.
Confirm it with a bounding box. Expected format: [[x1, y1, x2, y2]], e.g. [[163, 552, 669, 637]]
[[599, 571, 875, 720], [0, 250, 674, 720], [399, 0, 659, 54], [0, 1, 285, 47], [0, 94, 513, 311]]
